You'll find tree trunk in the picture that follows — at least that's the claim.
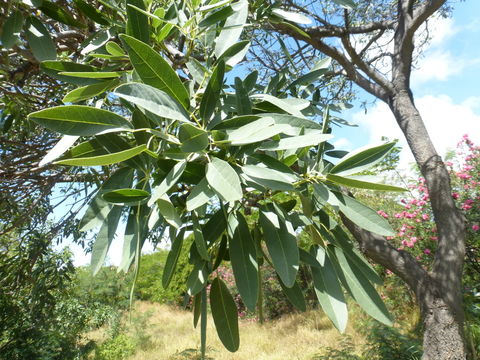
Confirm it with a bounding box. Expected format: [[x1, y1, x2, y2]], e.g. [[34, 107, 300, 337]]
[[388, 90, 467, 359]]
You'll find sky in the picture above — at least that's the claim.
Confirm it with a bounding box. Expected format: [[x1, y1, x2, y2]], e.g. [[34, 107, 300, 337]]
[[61, 1, 480, 267], [334, 0, 480, 169]]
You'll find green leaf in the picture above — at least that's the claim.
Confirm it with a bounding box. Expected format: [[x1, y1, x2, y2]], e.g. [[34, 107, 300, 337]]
[[234, 77, 252, 115], [259, 209, 299, 287], [28, 105, 132, 136], [217, 40, 250, 67], [330, 142, 397, 176], [157, 194, 182, 228], [326, 174, 406, 192], [210, 278, 240, 352], [1, 10, 24, 49], [214, 0, 248, 58], [119, 205, 149, 272], [186, 58, 207, 85], [115, 83, 190, 123], [332, 192, 395, 236], [278, 277, 307, 311], [310, 246, 348, 332], [203, 209, 227, 245], [106, 41, 125, 56], [148, 160, 187, 206], [331, 226, 383, 285], [126, 0, 150, 43], [187, 261, 208, 296], [62, 79, 119, 103], [206, 157, 242, 203], [260, 132, 332, 151], [226, 117, 290, 145], [91, 205, 123, 275], [162, 229, 185, 288], [229, 212, 258, 311], [199, 5, 233, 28], [200, 60, 225, 123], [40, 61, 100, 86], [25, 16, 56, 61], [38, 0, 85, 28], [251, 94, 309, 118], [73, 0, 110, 25], [186, 178, 215, 211], [102, 188, 150, 204], [241, 164, 297, 191], [261, 113, 323, 131], [332, 0, 356, 10], [40, 135, 79, 166], [192, 212, 209, 260], [288, 68, 328, 88], [333, 247, 392, 325], [179, 123, 209, 153], [55, 144, 147, 166], [79, 168, 133, 232], [120, 34, 190, 108], [271, 8, 311, 24], [59, 71, 125, 78]]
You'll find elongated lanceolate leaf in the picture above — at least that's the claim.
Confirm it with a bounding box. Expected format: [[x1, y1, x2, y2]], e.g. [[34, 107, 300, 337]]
[[330, 141, 396, 176], [102, 188, 150, 204], [333, 247, 392, 325], [200, 60, 225, 123], [259, 209, 299, 287], [179, 123, 209, 153], [187, 261, 208, 296], [126, 0, 149, 43], [206, 157, 242, 203], [40, 135, 79, 166], [79, 168, 134, 232], [271, 8, 312, 24], [229, 212, 258, 311], [120, 35, 190, 108], [115, 83, 190, 123], [326, 174, 406, 192], [25, 17, 56, 61], [38, 0, 85, 28], [226, 118, 291, 145], [186, 177, 215, 211], [162, 229, 185, 288], [41, 61, 100, 86], [118, 205, 150, 272], [310, 246, 347, 332], [73, 0, 110, 25], [63, 79, 119, 103], [217, 40, 250, 67], [192, 212, 209, 260], [259, 132, 332, 151], [251, 94, 309, 118], [55, 144, 147, 166], [278, 277, 307, 311], [157, 194, 182, 228], [210, 278, 240, 352], [29, 105, 131, 136], [214, 0, 248, 58], [91, 205, 123, 275], [332, 0, 356, 10], [332, 192, 395, 236], [59, 71, 124, 79], [1, 10, 23, 49], [148, 160, 187, 206], [199, 6, 234, 28], [241, 164, 296, 191]]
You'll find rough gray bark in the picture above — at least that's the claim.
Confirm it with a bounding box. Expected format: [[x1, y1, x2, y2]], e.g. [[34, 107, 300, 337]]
[[270, 0, 467, 358]]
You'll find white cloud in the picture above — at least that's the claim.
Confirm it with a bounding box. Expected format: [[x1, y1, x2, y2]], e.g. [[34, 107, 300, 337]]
[[412, 50, 464, 84], [332, 137, 353, 150], [352, 94, 480, 170]]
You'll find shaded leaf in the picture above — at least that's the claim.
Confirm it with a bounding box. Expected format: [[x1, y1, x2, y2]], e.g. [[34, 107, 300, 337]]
[[25, 16, 56, 61]]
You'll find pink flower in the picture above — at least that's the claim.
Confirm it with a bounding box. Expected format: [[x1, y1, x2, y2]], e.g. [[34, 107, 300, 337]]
[[430, 236, 438, 241], [452, 192, 460, 200], [424, 248, 431, 255], [445, 161, 453, 167], [410, 236, 418, 243], [472, 224, 480, 232], [422, 214, 429, 221]]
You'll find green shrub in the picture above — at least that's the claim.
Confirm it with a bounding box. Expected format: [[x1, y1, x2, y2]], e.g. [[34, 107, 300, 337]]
[[95, 334, 136, 360]]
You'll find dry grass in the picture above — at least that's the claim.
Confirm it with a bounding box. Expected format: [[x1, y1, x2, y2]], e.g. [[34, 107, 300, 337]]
[[99, 301, 366, 360]]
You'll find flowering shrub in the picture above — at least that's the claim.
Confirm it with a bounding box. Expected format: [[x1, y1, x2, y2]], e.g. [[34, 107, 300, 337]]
[[374, 135, 480, 356], [378, 135, 480, 275]]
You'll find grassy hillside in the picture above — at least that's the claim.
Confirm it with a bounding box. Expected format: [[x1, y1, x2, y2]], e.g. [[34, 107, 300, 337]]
[[88, 301, 365, 360]]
